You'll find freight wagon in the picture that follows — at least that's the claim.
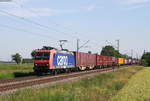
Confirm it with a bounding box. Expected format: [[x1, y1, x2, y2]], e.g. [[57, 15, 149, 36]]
[[96, 55, 117, 68], [74, 52, 96, 70], [128, 59, 132, 64], [124, 59, 129, 65], [118, 58, 125, 65], [96, 55, 103, 68]]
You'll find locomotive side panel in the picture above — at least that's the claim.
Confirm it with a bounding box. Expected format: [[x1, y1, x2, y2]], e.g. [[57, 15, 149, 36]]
[[53, 52, 75, 69]]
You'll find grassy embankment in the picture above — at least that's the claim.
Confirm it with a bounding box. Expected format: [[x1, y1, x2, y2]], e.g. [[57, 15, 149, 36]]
[[0, 66, 144, 101], [0, 63, 33, 79], [110, 67, 150, 101]]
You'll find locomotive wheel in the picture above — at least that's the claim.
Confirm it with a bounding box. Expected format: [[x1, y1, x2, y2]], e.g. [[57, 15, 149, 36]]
[[65, 68, 71, 73], [52, 70, 58, 75]]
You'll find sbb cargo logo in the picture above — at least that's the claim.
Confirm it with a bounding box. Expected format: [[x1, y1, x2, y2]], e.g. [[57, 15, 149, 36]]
[[57, 56, 68, 66]]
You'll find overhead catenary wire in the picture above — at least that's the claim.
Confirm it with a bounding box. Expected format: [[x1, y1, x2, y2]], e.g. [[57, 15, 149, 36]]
[[13, 1, 81, 37], [0, 8, 92, 52], [0, 9, 81, 51], [0, 9, 78, 39], [0, 23, 58, 39], [0, 2, 101, 52], [0, 11, 70, 40], [1, 1, 92, 42]]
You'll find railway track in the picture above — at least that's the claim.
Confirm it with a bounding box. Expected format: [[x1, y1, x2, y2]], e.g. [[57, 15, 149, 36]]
[[0, 66, 125, 95]]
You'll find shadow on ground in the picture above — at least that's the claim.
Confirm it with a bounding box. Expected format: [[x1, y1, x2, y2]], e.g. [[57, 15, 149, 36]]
[[13, 72, 36, 77]]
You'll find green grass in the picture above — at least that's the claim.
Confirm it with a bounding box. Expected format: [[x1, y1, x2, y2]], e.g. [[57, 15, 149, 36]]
[[0, 66, 144, 101], [110, 67, 150, 101], [0, 63, 33, 79]]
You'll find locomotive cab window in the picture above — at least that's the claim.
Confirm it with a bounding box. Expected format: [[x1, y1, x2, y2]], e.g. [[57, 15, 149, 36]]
[[34, 52, 50, 60]]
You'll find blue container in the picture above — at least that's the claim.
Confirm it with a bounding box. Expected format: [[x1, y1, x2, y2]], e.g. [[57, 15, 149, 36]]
[[53, 52, 75, 68]]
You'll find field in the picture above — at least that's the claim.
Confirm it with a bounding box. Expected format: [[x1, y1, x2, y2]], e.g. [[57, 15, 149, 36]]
[[110, 67, 150, 101], [0, 63, 33, 79], [0, 66, 144, 101]]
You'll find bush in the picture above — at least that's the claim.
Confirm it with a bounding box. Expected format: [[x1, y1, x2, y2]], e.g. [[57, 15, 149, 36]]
[[141, 52, 150, 66], [141, 59, 148, 66]]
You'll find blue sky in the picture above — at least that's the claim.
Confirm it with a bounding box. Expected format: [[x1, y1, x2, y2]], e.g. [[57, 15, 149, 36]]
[[0, 0, 150, 60]]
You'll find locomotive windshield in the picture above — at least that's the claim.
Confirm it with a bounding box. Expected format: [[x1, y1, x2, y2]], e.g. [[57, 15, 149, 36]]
[[34, 52, 50, 60]]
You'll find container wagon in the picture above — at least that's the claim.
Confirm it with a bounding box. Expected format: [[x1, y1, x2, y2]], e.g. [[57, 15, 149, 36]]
[[74, 52, 96, 70], [118, 58, 125, 65], [96, 55, 104, 68]]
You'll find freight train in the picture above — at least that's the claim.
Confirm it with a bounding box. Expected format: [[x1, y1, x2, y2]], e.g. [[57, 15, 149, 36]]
[[33, 46, 139, 74]]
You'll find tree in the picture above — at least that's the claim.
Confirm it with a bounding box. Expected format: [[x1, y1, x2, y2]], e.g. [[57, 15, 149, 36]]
[[101, 45, 122, 57], [100, 45, 131, 58], [141, 52, 150, 66], [11, 53, 22, 64], [122, 54, 132, 59]]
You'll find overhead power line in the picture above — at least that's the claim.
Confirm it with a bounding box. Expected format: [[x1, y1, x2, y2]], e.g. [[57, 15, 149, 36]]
[[13, 1, 80, 37], [0, 10, 77, 39], [0, 23, 57, 39], [116, 39, 120, 53], [0, 2, 101, 52], [77, 39, 90, 52], [0, 10, 72, 40]]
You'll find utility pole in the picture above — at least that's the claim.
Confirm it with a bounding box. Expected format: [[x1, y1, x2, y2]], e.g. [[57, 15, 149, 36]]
[[77, 39, 79, 52], [77, 39, 90, 52], [116, 39, 120, 53], [59, 40, 67, 50], [136, 53, 138, 59], [144, 50, 146, 55], [105, 40, 113, 46], [131, 49, 133, 58]]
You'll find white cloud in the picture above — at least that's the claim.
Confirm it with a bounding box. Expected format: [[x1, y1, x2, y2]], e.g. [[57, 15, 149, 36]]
[[117, 0, 149, 4], [0, 1, 98, 18], [0, 4, 98, 18], [86, 5, 96, 11], [126, 0, 149, 4], [117, 0, 150, 9], [0, 8, 78, 18], [13, 0, 29, 4], [126, 4, 146, 9], [0, 0, 12, 2]]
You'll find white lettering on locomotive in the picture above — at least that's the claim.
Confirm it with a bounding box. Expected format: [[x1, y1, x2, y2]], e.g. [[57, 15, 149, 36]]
[[57, 56, 68, 66]]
